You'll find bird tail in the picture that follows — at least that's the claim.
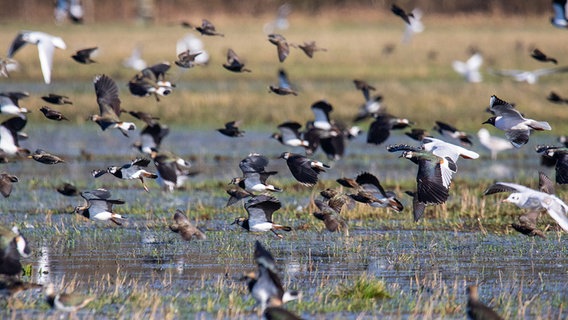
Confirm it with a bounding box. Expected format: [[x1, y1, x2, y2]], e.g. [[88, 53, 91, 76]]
[[273, 224, 292, 232], [528, 120, 552, 131], [142, 172, 159, 179]]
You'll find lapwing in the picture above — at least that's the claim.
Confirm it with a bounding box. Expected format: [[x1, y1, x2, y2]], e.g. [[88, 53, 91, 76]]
[[231, 195, 291, 238], [92, 74, 136, 137], [433, 121, 472, 146], [279, 152, 329, 187], [0, 91, 30, 117], [74, 188, 126, 225], [345, 172, 404, 212], [535, 145, 568, 184], [0, 116, 30, 157], [217, 121, 245, 137], [230, 153, 281, 193], [92, 158, 158, 192], [0, 226, 30, 276], [133, 122, 170, 155], [45, 283, 94, 312], [128, 62, 174, 101], [269, 69, 297, 96], [152, 152, 196, 192], [271, 121, 310, 149], [366, 113, 413, 145]]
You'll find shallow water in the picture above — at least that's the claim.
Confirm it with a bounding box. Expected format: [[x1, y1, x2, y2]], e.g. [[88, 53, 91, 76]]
[[1, 124, 567, 319]]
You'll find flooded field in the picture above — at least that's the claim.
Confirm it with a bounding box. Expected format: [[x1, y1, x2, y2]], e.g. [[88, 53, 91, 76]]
[[0, 124, 567, 319]]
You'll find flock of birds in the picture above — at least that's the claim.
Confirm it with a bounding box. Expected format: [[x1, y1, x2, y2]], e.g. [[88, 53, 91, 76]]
[[0, 3, 566, 319]]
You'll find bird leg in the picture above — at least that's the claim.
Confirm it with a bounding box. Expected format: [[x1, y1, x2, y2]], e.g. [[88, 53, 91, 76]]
[[140, 177, 149, 192], [271, 229, 283, 238]]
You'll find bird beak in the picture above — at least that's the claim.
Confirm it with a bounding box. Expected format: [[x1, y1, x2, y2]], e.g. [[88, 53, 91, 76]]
[[501, 198, 509, 203]]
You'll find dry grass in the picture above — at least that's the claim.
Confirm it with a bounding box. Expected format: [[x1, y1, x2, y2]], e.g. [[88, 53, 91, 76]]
[[2, 13, 567, 132]]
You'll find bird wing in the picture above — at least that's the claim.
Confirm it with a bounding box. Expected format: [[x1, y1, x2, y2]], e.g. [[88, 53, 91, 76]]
[[240, 153, 269, 174], [245, 195, 281, 223], [37, 38, 55, 84], [7, 32, 28, 58], [277, 69, 292, 89], [483, 182, 534, 196], [533, 66, 568, 76], [355, 172, 387, 197], [504, 129, 530, 148], [94, 74, 121, 117], [286, 155, 318, 186], [540, 196, 568, 232], [538, 171, 555, 194], [415, 157, 450, 205], [367, 115, 392, 145]]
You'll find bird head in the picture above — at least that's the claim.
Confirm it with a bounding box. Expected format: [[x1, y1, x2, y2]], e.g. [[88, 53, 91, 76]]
[[231, 217, 245, 226], [482, 117, 496, 126], [107, 166, 119, 174], [279, 152, 290, 160]]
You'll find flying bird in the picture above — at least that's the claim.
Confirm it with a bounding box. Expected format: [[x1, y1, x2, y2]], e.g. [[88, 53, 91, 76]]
[[452, 52, 483, 83], [530, 48, 557, 64], [41, 93, 72, 105], [391, 4, 414, 25], [483, 181, 568, 232], [7, 31, 66, 84], [91, 74, 136, 137], [546, 91, 568, 104], [271, 121, 310, 149], [290, 41, 327, 58], [269, 69, 297, 96], [222, 48, 251, 73], [477, 128, 513, 160], [169, 209, 206, 241], [133, 122, 170, 155], [0, 226, 30, 276], [71, 47, 97, 64], [122, 45, 147, 71], [74, 188, 126, 225], [0, 173, 18, 198], [175, 50, 202, 69], [92, 158, 158, 192], [433, 121, 473, 146], [231, 195, 292, 238], [345, 172, 404, 212], [29, 149, 65, 164], [184, 19, 224, 37], [366, 113, 413, 145], [279, 152, 329, 186], [217, 121, 245, 137], [39, 106, 68, 121], [152, 152, 196, 192], [535, 145, 568, 184], [0, 91, 30, 117], [128, 62, 175, 101], [491, 66, 568, 84], [483, 95, 551, 148], [268, 34, 289, 63]]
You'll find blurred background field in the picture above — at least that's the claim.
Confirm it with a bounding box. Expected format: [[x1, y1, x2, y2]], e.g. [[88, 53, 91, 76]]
[[1, 1, 567, 134]]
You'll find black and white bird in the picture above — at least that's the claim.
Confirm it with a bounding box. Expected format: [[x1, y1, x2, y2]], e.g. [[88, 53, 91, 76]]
[[345, 172, 404, 212], [92, 158, 158, 192], [536, 145, 568, 184], [269, 69, 297, 96], [74, 189, 126, 225], [267, 34, 289, 63], [483, 95, 551, 148], [128, 62, 174, 101], [366, 113, 413, 145], [483, 181, 568, 232], [231, 195, 291, 238], [433, 121, 472, 146], [243, 241, 300, 314], [0, 91, 30, 117], [133, 122, 170, 155], [45, 283, 95, 312], [71, 47, 97, 64], [152, 152, 195, 192], [222, 48, 251, 73], [7, 31, 66, 84], [353, 79, 383, 122], [271, 121, 310, 149], [305, 100, 346, 160], [0, 116, 30, 157], [0, 226, 30, 276], [230, 153, 281, 193], [91, 74, 136, 137], [279, 152, 329, 186], [387, 144, 454, 206], [169, 209, 206, 241]]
